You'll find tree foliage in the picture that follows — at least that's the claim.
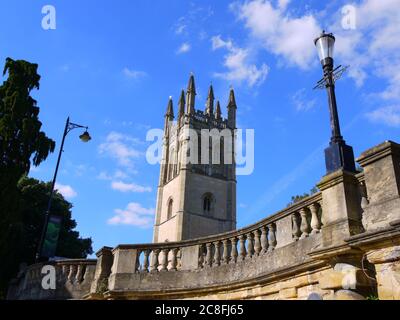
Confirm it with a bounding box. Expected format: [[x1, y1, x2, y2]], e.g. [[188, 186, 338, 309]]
[[287, 186, 319, 207], [18, 177, 93, 261], [0, 57, 55, 178]]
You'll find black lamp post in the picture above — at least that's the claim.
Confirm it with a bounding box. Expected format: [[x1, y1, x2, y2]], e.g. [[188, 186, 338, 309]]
[[35, 117, 91, 262], [314, 31, 356, 174]]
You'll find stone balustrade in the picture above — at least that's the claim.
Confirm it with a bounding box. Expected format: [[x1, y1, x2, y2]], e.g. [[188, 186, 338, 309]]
[[107, 192, 322, 276], [8, 140, 400, 300], [8, 259, 96, 300]]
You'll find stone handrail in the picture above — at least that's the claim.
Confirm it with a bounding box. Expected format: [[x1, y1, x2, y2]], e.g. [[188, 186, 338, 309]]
[[112, 192, 322, 273]]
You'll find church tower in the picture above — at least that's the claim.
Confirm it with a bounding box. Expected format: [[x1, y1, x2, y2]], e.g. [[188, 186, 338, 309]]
[[153, 74, 237, 242]]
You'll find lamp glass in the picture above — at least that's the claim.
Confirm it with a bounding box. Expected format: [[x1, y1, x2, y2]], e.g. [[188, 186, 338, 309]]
[[79, 131, 91, 142], [315, 33, 335, 62]]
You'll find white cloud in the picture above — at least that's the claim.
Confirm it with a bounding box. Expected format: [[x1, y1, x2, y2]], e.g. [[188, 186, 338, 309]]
[[108, 202, 155, 228], [98, 132, 143, 167], [111, 180, 152, 193], [292, 88, 317, 112], [55, 183, 77, 199], [366, 105, 400, 127], [122, 67, 147, 79], [278, 0, 290, 10], [177, 42, 191, 54], [232, 0, 321, 69], [173, 6, 214, 38], [174, 17, 187, 35], [328, 0, 400, 124], [97, 169, 130, 181], [211, 35, 269, 87], [211, 36, 234, 50]]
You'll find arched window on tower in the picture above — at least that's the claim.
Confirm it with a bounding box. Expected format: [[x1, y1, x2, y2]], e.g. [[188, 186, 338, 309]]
[[167, 198, 173, 220], [202, 193, 214, 215]]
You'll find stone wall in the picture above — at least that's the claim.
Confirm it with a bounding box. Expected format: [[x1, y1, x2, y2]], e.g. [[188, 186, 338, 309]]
[[7, 140, 400, 300]]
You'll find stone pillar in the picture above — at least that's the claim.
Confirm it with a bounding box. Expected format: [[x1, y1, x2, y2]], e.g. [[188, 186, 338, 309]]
[[90, 247, 113, 295], [356, 141, 400, 231], [180, 245, 201, 270], [108, 246, 139, 291], [367, 246, 400, 300], [317, 169, 363, 247]]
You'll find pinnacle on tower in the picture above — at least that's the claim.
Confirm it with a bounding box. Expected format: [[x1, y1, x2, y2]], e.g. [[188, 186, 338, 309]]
[[205, 84, 215, 116], [187, 73, 196, 94], [165, 96, 174, 120], [186, 73, 196, 114], [227, 87, 237, 109], [178, 89, 185, 118], [215, 100, 221, 120], [227, 88, 236, 128]]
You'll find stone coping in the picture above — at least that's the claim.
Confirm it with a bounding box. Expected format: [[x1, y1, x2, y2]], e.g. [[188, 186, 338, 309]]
[[357, 140, 400, 166]]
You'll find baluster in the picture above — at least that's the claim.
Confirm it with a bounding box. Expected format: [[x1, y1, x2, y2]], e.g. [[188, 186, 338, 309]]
[[268, 223, 277, 250], [230, 237, 238, 263], [360, 181, 369, 209], [238, 235, 246, 260], [55, 264, 63, 282], [198, 245, 205, 268], [318, 200, 324, 225], [292, 212, 301, 240], [68, 265, 76, 282], [254, 229, 261, 256], [170, 248, 178, 271], [310, 203, 321, 234], [205, 243, 213, 267], [133, 250, 140, 273], [62, 264, 68, 275], [246, 233, 254, 258], [150, 249, 160, 272], [213, 241, 221, 266], [142, 249, 150, 272], [300, 208, 311, 238], [260, 226, 269, 253], [222, 239, 230, 264], [160, 248, 169, 271], [75, 264, 83, 283]]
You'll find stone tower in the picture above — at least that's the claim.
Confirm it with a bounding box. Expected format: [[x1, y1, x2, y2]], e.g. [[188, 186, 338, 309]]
[[153, 74, 237, 242]]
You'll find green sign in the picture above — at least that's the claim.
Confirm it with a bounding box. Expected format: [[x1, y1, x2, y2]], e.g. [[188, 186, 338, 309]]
[[41, 215, 62, 258]]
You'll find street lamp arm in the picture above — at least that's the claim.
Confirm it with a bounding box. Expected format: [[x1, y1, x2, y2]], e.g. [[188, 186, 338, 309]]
[[67, 121, 89, 135], [313, 65, 349, 90]]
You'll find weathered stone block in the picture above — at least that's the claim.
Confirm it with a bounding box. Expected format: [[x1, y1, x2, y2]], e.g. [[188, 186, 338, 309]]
[[278, 287, 297, 299]]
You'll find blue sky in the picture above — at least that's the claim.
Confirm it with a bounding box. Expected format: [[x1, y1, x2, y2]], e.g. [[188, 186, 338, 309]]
[[1, 0, 399, 255]]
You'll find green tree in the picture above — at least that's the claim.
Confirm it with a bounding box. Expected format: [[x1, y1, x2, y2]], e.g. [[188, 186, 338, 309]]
[[1, 177, 93, 297], [0, 57, 60, 298], [0, 57, 55, 187], [0, 58, 56, 247]]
